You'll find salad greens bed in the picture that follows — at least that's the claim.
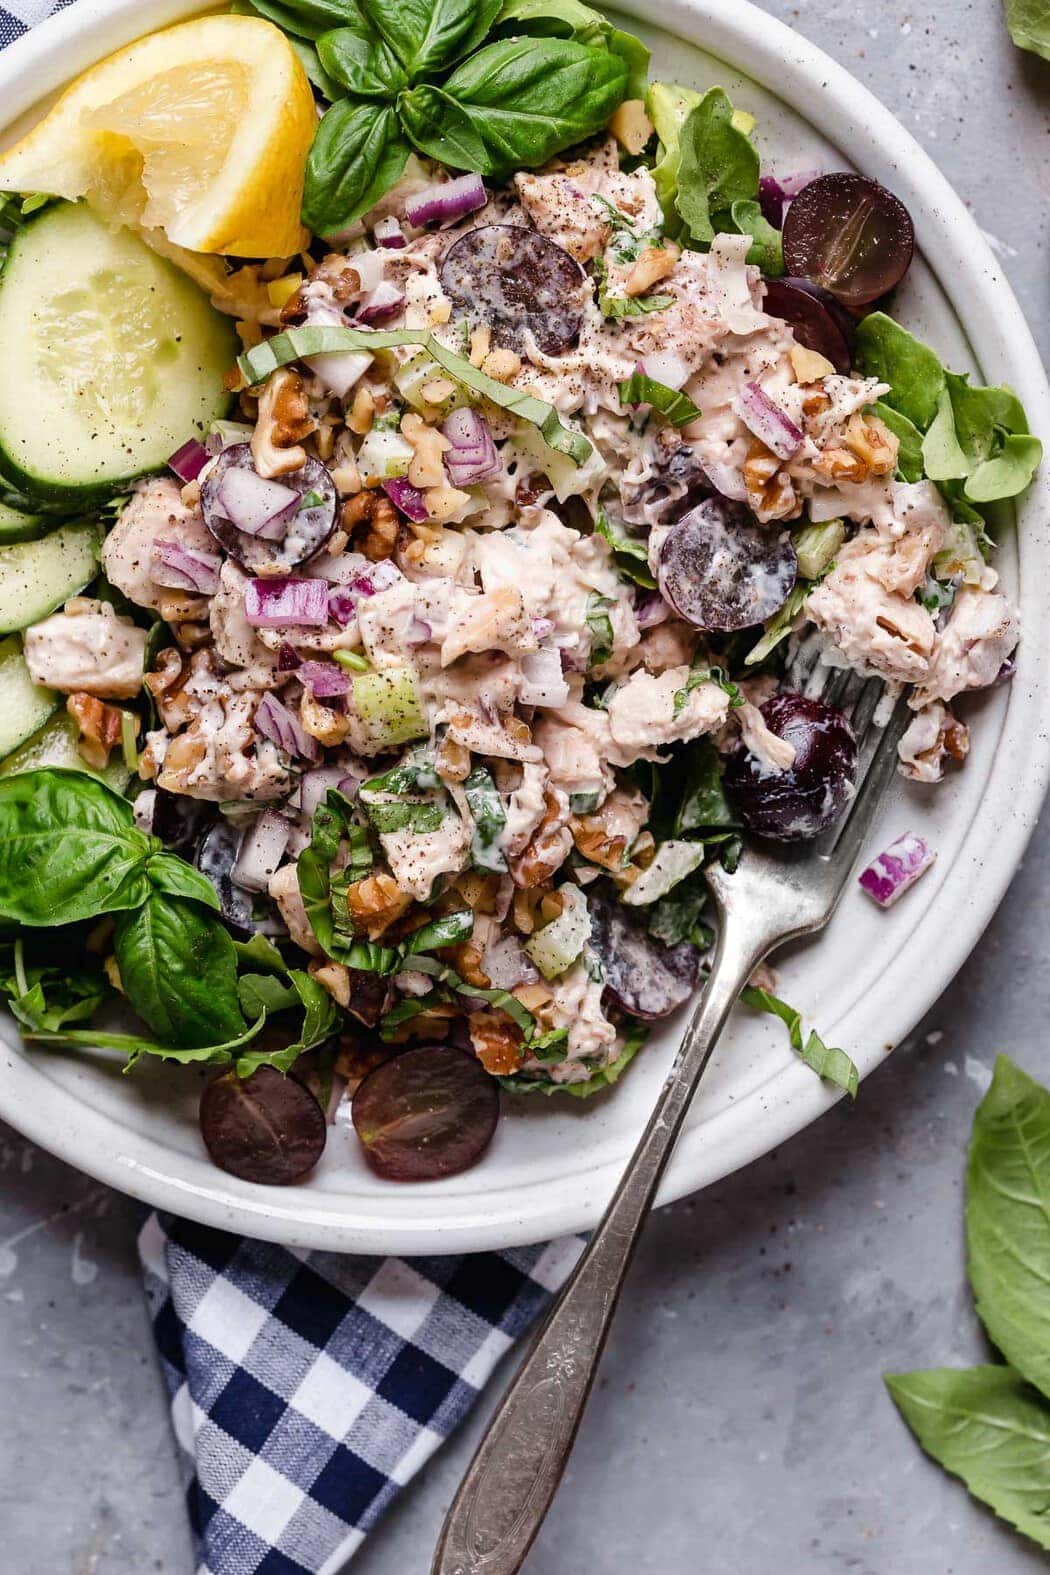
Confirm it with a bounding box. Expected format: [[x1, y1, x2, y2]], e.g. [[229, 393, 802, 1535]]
[[888, 1056, 1050, 1553]]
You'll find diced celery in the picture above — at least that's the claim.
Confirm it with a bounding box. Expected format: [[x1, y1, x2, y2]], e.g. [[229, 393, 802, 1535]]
[[525, 886, 591, 979], [351, 667, 427, 751], [356, 426, 414, 480], [622, 841, 705, 906], [794, 518, 845, 580]]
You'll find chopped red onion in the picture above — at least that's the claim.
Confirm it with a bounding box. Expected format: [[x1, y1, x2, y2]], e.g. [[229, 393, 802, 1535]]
[[858, 832, 936, 908], [442, 407, 502, 486], [328, 559, 403, 625], [233, 810, 292, 892], [245, 577, 330, 628], [405, 173, 486, 228], [302, 298, 372, 396], [405, 615, 433, 646], [532, 616, 555, 640], [640, 351, 691, 392], [168, 438, 209, 483], [151, 539, 222, 595], [519, 648, 570, 708], [276, 641, 302, 671], [482, 935, 538, 990], [299, 765, 350, 820], [219, 467, 299, 539], [298, 660, 352, 698], [634, 590, 670, 629], [373, 215, 406, 249], [355, 282, 405, 325], [338, 771, 363, 799], [994, 655, 1017, 687], [255, 693, 320, 762], [383, 477, 429, 522], [734, 383, 803, 461], [307, 549, 369, 586]]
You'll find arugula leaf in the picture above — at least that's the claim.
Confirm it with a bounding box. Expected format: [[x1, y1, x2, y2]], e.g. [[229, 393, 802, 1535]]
[[594, 509, 656, 588], [25, 1014, 268, 1072], [619, 372, 700, 428], [599, 292, 673, 319], [494, 0, 649, 97], [359, 0, 501, 77], [303, 99, 411, 236], [647, 872, 712, 950], [885, 1366, 1050, 1549], [967, 1055, 1050, 1401], [1003, 0, 1050, 60], [0, 768, 154, 927], [463, 767, 509, 872], [235, 971, 338, 1076], [742, 986, 858, 1097], [114, 893, 246, 1048], [397, 37, 628, 180], [675, 739, 740, 836], [238, 972, 299, 1019], [144, 851, 221, 912], [317, 22, 408, 96], [674, 87, 759, 245], [585, 592, 615, 666]]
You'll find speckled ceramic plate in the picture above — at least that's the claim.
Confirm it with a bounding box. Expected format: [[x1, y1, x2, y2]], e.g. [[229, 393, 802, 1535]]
[[1, 0, 1048, 1255]]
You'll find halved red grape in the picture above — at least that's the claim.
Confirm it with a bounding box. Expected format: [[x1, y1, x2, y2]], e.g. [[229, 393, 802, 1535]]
[[440, 226, 587, 355], [762, 278, 852, 374], [196, 819, 253, 933], [724, 692, 857, 841], [352, 1044, 499, 1181], [782, 174, 914, 308], [200, 1065, 327, 1184], [201, 445, 337, 574], [657, 499, 797, 633], [620, 439, 711, 526], [587, 890, 700, 1020]]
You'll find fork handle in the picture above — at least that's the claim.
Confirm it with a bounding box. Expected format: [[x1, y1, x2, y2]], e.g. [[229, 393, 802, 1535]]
[[431, 911, 769, 1575]]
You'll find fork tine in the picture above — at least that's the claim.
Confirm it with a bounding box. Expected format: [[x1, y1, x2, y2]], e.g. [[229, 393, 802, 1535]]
[[816, 690, 911, 868]]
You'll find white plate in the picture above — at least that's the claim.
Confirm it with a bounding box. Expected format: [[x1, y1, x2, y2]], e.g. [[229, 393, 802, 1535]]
[[2, 0, 1048, 1255]]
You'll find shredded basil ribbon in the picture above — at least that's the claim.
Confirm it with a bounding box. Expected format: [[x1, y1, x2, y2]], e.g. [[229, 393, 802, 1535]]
[[619, 371, 700, 428], [238, 326, 592, 466]]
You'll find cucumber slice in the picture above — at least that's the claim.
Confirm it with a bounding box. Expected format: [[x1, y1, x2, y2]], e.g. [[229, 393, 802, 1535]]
[[0, 202, 236, 506], [0, 520, 100, 634], [0, 709, 130, 792], [0, 501, 48, 544], [0, 634, 59, 758]]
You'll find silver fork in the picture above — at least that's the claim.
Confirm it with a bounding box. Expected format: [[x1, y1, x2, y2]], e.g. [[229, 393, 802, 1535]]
[[432, 667, 911, 1575]]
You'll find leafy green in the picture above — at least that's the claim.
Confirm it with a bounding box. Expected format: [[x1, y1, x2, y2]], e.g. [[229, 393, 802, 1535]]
[[967, 1055, 1050, 1401], [114, 894, 246, 1048], [495, 0, 649, 97], [230, 0, 353, 37], [647, 872, 712, 950], [0, 769, 154, 927], [0, 946, 111, 1033], [599, 292, 673, 319], [235, 971, 338, 1076], [317, 23, 407, 97], [594, 509, 656, 588], [745, 582, 810, 666], [741, 987, 859, 1097], [885, 1367, 1050, 1549], [672, 665, 742, 718], [619, 371, 700, 428], [669, 86, 782, 271], [303, 99, 411, 234], [1002, 0, 1050, 60], [854, 312, 944, 430], [645, 80, 700, 222], [233, 933, 290, 975], [585, 592, 615, 666], [401, 908, 474, 956], [728, 198, 783, 276], [463, 766, 509, 872], [363, 798, 445, 834], [359, 0, 501, 78], [26, 1015, 268, 1072], [397, 37, 628, 180], [500, 1024, 648, 1097], [675, 739, 739, 837], [872, 400, 925, 483], [143, 851, 221, 911]]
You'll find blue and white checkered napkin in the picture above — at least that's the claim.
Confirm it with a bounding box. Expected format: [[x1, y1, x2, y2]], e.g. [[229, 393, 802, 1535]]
[[0, 4, 583, 1569], [139, 1214, 582, 1573]]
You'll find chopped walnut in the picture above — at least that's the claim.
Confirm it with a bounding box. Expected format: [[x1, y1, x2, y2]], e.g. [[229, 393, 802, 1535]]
[[308, 960, 351, 1008], [789, 344, 836, 383], [157, 730, 208, 787], [511, 790, 572, 888], [300, 688, 351, 746], [344, 871, 412, 941], [610, 98, 654, 156], [402, 411, 451, 489], [421, 377, 456, 406], [310, 255, 361, 304], [348, 385, 375, 435], [444, 939, 491, 989], [813, 413, 898, 486], [145, 647, 195, 731], [512, 979, 553, 1012], [743, 439, 798, 521], [339, 488, 399, 560], [624, 242, 680, 297], [469, 326, 491, 368], [428, 299, 452, 326], [251, 368, 315, 479], [436, 733, 471, 783], [67, 693, 124, 769], [469, 1010, 525, 1075], [570, 811, 629, 872], [424, 484, 470, 523], [452, 871, 502, 913]]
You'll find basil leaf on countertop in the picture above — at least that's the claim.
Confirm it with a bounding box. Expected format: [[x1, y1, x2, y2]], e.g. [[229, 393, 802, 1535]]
[[0, 768, 154, 927], [397, 36, 629, 179], [967, 1055, 1050, 1401], [885, 1367, 1050, 1550], [303, 99, 412, 235], [114, 893, 246, 1048], [359, 0, 501, 78]]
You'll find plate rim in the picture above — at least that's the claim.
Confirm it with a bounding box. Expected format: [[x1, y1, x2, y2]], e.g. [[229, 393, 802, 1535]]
[[1, 0, 1048, 1254]]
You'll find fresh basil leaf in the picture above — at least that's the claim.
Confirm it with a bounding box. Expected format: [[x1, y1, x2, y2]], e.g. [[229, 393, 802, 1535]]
[[728, 197, 783, 276], [397, 37, 628, 180], [742, 986, 858, 1097], [235, 970, 338, 1076], [360, 792, 444, 834], [647, 872, 712, 949], [402, 908, 474, 956], [25, 1014, 267, 1071], [0, 768, 153, 927], [585, 592, 615, 666], [360, 0, 501, 77], [594, 509, 656, 588], [303, 99, 411, 236], [238, 972, 299, 1018], [233, 933, 289, 974], [854, 312, 946, 431], [872, 399, 925, 483], [674, 87, 759, 246], [364, 755, 441, 795], [115, 893, 246, 1048], [1003, 0, 1050, 61], [606, 25, 649, 101], [496, 0, 648, 97], [672, 664, 742, 718], [463, 767, 508, 873], [619, 371, 700, 427], [967, 1055, 1050, 1401], [317, 23, 408, 96], [530, 1026, 569, 1063], [410, 955, 536, 1032], [885, 1366, 1050, 1549], [599, 291, 673, 319], [230, 0, 356, 40], [144, 851, 221, 912]]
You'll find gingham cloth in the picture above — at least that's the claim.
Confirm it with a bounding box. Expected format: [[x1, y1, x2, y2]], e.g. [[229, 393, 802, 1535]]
[[2, 4, 583, 1570]]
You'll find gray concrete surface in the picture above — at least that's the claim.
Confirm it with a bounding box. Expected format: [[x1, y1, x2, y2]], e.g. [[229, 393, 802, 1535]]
[[2, 2, 1050, 1571]]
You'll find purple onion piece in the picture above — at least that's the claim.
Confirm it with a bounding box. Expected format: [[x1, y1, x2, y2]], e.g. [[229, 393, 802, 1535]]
[[441, 407, 502, 487], [245, 577, 330, 628], [734, 382, 803, 461], [373, 214, 405, 249], [168, 438, 209, 483], [299, 765, 349, 820], [151, 539, 222, 595], [383, 477, 429, 522], [858, 832, 936, 908], [634, 590, 670, 630], [405, 172, 486, 228], [297, 660, 352, 698], [354, 282, 405, 325], [255, 693, 320, 763]]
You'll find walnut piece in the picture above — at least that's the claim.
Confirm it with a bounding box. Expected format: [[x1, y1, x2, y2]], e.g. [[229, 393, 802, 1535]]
[[344, 872, 412, 940], [339, 489, 399, 560], [468, 1010, 525, 1075], [402, 412, 451, 489], [67, 693, 124, 769], [624, 242, 680, 297], [251, 368, 316, 479]]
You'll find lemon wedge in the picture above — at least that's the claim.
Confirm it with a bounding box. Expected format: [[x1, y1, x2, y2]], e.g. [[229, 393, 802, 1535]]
[[0, 16, 316, 257]]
